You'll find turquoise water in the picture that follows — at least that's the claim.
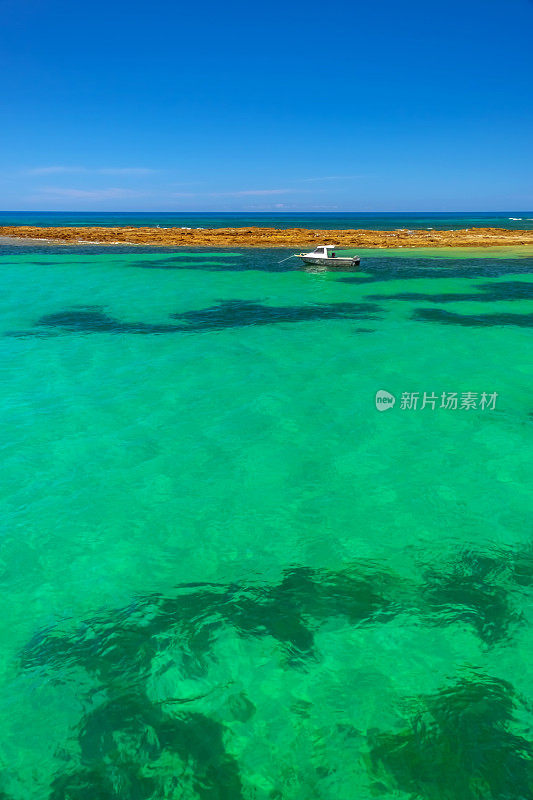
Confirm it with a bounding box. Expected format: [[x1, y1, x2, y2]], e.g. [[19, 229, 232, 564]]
[[1, 211, 533, 231], [0, 244, 532, 799]]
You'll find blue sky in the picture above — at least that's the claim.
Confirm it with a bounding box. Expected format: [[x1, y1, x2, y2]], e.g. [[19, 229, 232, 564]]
[[0, 0, 532, 211]]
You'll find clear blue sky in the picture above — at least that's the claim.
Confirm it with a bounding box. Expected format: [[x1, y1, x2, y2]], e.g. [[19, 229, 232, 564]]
[[0, 0, 532, 211]]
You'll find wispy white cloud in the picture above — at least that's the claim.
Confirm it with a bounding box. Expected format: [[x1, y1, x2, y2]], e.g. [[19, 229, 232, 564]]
[[169, 181, 207, 187], [300, 175, 362, 182], [97, 168, 156, 176], [26, 166, 156, 176], [210, 188, 292, 197], [171, 188, 294, 198], [26, 166, 82, 176], [32, 187, 146, 200]]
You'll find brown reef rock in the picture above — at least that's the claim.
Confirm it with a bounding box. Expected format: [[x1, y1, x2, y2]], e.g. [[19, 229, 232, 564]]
[[1, 225, 533, 248]]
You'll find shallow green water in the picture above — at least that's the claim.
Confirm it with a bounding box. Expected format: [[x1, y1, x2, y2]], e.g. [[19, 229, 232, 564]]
[[0, 245, 532, 799]]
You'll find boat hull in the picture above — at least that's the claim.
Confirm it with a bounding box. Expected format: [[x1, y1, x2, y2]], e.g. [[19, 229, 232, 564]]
[[299, 255, 360, 270]]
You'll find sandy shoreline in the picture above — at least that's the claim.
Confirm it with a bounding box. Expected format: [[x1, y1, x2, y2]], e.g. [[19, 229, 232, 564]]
[[1, 225, 533, 249]]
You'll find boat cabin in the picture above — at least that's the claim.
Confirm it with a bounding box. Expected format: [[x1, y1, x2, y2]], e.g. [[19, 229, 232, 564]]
[[311, 245, 337, 258]]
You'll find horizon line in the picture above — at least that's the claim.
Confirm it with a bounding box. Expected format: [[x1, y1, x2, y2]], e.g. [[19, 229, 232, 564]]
[[1, 209, 532, 215]]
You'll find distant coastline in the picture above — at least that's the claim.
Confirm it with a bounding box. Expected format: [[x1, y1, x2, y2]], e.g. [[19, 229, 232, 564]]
[[2, 225, 533, 248]]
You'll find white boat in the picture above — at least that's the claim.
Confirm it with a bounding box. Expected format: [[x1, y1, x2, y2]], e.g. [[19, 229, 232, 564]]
[[297, 245, 360, 269]]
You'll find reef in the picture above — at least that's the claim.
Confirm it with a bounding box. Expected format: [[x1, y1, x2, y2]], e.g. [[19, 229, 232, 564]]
[[1, 225, 533, 248]]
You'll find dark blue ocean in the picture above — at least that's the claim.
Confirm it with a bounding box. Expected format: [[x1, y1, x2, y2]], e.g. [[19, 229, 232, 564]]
[[1, 210, 533, 230]]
